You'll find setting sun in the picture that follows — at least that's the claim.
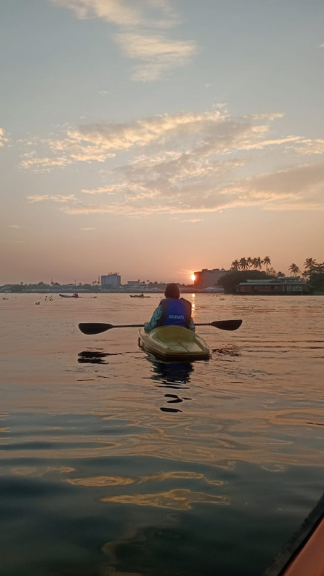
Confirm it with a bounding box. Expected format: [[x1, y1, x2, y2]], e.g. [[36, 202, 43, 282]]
[[191, 274, 196, 282]]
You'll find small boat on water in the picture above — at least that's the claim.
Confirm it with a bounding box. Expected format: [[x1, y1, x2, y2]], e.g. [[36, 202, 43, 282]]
[[138, 325, 210, 361], [59, 293, 79, 298], [130, 294, 150, 298], [263, 491, 324, 576]]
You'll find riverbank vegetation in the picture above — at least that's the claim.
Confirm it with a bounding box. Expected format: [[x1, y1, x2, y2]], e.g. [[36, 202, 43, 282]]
[[224, 257, 324, 294]]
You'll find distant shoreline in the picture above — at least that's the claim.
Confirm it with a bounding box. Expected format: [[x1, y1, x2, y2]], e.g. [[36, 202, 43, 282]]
[[1, 289, 214, 295], [1, 290, 323, 296]]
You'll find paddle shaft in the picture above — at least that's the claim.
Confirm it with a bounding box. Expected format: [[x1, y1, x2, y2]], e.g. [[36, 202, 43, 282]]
[[111, 323, 224, 327], [79, 320, 242, 335]]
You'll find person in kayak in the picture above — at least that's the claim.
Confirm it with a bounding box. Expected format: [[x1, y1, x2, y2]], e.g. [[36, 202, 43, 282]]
[[144, 283, 195, 333]]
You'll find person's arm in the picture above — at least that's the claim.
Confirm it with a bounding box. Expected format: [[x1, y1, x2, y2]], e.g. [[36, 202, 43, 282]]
[[144, 305, 162, 333], [189, 317, 195, 332]]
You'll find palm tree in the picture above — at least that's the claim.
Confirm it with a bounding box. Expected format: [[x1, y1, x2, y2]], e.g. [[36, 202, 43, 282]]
[[304, 257, 317, 270], [247, 257, 253, 269], [239, 257, 248, 270], [231, 260, 240, 270], [263, 256, 271, 270], [256, 257, 262, 269], [289, 263, 300, 276]]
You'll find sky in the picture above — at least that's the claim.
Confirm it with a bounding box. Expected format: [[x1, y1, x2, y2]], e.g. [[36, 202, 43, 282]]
[[1, 0, 324, 284]]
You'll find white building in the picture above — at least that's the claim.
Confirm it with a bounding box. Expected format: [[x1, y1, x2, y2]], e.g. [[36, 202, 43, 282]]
[[101, 273, 121, 288]]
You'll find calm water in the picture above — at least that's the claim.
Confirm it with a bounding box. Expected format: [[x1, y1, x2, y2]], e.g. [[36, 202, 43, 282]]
[[1, 294, 323, 576]]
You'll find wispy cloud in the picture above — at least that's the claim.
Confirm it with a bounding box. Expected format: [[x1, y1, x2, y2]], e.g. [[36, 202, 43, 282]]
[[60, 161, 324, 216], [115, 32, 196, 81], [27, 194, 78, 203], [51, 0, 197, 80], [23, 106, 324, 216], [294, 139, 324, 155], [226, 161, 324, 197], [80, 227, 96, 230], [51, 0, 148, 27], [181, 218, 203, 223], [22, 107, 294, 169], [7, 224, 20, 229], [0, 128, 8, 147], [21, 156, 72, 172]]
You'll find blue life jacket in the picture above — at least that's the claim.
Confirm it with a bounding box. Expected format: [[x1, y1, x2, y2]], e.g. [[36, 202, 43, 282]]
[[158, 298, 192, 328]]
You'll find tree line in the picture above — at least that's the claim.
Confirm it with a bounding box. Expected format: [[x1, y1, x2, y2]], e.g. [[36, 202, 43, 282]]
[[231, 256, 271, 271], [298, 258, 324, 292], [223, 256, 324, 293]]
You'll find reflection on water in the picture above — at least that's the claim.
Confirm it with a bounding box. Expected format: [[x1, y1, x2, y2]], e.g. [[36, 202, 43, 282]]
[[150, 359, 193, 413], [78, 349, 121, 364], [1, 294, 324, 576], [212, 344, 240, 356], [100, 488, 230, 510], [66, 470, 224, 488]]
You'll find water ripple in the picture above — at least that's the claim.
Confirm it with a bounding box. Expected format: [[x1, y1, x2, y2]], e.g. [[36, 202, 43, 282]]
[[1, 294, 324, 576]]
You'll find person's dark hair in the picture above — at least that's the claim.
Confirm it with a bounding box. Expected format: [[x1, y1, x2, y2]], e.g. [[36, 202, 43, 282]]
[[164, 283, 180, 299]]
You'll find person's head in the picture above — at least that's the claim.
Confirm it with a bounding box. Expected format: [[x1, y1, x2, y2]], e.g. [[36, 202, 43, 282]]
[[164, 283, 180, 299]]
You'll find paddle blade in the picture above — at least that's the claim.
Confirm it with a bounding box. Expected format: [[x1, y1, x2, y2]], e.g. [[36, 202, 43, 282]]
[[78, 323, 113, 335], [210, 320, 242, 331]]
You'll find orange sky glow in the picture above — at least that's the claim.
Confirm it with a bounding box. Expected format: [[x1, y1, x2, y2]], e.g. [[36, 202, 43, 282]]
[[1, 1, 323, 284]]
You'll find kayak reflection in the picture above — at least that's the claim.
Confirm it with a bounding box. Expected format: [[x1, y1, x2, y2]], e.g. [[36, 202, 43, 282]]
[[77, 349, 119, 364], [149, 359, 193, 413]]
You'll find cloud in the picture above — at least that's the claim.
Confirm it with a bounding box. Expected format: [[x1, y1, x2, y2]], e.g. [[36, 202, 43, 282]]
[[221, 162, 324, 211], [115, 32, 197, 81], [60, 161, 324, 216], [294, 139, 324, 156], [181, 218, 203, 223], [27, 194, 78, 203], [80, 227, 96, 230], [23, 106, 324, 216], [7, 224, 20, 229], [23, 107, 292, 169], [0, 128, 8, 147], [21, 156, 72, 172], [51, 0, 179, 29], [319, 43, 324, 48], [51, 0, 196, 80], [51, 0, 147, 27]]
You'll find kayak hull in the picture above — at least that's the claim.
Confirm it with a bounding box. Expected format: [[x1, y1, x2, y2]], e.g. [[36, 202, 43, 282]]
[[138, 326, 210, 361]]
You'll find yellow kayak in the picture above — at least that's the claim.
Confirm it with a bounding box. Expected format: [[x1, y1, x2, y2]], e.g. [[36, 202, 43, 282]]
[[138, 326, 210, 361]]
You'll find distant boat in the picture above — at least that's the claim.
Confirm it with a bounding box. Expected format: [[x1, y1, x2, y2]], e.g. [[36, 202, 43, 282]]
[[130, 294, 150, 298], [59, 293, 79, 298]]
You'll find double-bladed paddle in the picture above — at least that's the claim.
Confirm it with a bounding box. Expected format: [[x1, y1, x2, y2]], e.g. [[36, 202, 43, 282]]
[[79, 319, 242, 335]]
